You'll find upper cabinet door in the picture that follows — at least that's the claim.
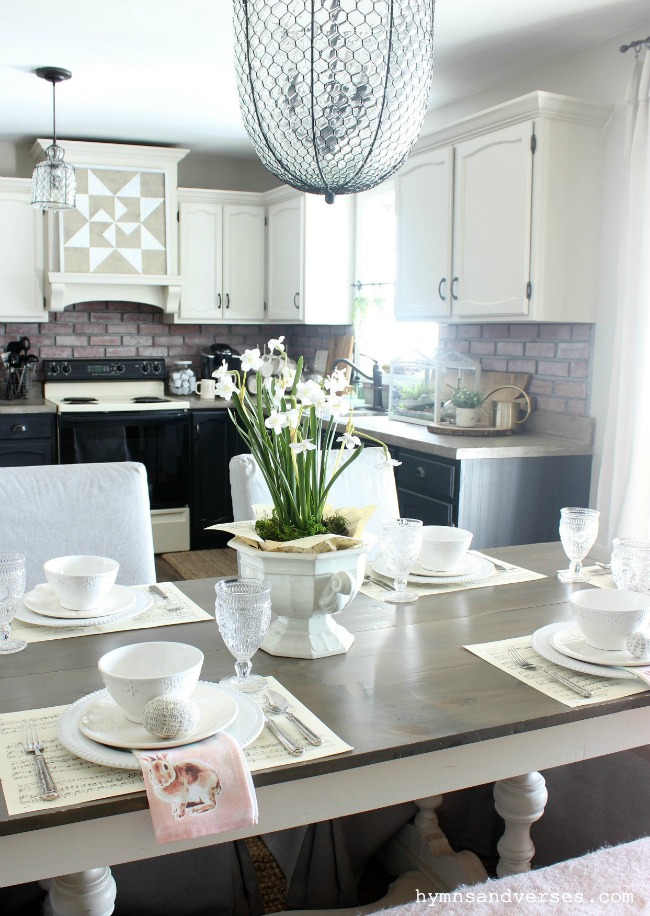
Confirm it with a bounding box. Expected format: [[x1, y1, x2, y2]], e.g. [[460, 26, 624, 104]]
[[178, 199, 224, 322], [266, 196, 304, 321], [0, 179, 46, 322], [452, 121, 533, 318], [222, 204, 266, 322], [395, 147, 453, 321]]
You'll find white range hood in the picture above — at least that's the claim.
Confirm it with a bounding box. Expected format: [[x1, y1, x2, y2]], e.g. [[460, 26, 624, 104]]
[[31, 139, 188, 314]]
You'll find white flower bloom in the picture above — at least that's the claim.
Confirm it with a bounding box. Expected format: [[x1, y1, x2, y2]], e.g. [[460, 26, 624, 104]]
[[290, 439, 317, 455], [296, 379, 325, 406], [215, 376, 238, 400], [285, 407, 301, 429], [338, 432, 362, 450], [378, 456, 402, 469], [265, 410, 289, 433], [240, 347, 263, 373], [268, 336, 285, 353], [325, 367, 349, 394], [212, 359, 230, 380], [327, 394, 351, 418]]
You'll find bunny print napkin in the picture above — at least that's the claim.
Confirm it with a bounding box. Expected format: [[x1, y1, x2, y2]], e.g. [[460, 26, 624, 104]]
[[135, 733, 258, 845]]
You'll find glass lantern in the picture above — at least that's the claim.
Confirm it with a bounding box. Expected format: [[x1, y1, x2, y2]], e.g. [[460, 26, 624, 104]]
[[388, 349, 481, 426]]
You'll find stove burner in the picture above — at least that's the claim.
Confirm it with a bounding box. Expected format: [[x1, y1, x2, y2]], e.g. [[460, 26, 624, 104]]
[[131, 396, 171, 404], [62, 397, 99, 405]]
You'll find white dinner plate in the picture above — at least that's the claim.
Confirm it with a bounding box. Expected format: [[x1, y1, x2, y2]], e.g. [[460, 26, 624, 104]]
[[78, 684, 239, 749], [372, 554, 495, 585], [531, 622, 638, 680], [24, 583, 137, 620], [57, 682, 265, 770], [410, 553, 483, 578], [16, 589, 152, 628], [550, 624, 650, 668]]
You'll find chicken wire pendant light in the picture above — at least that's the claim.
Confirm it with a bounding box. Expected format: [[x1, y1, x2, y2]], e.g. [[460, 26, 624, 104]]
[[31, 67, 76, 211], [233, 0, 435, 203]]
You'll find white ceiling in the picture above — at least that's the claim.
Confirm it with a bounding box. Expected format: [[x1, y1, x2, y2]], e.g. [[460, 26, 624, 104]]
[[0, 0, 648, 160]]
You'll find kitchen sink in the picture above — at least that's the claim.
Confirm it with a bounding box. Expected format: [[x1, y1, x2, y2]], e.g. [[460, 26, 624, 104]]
[[350, 407, 389, 418]]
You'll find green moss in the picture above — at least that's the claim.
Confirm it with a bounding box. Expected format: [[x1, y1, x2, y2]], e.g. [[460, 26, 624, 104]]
[[255, 512, 350, 542]]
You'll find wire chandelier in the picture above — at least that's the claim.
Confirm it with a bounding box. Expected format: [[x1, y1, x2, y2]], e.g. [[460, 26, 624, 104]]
[[233, 0, 435, 203], [31, 67, 76, 211]]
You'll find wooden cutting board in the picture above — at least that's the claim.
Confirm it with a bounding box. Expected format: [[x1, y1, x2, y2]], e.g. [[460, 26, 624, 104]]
[[325, 334, 355, 378]]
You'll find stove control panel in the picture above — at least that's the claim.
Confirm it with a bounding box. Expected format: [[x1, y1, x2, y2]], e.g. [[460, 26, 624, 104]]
[[43, 359, 166, 381]]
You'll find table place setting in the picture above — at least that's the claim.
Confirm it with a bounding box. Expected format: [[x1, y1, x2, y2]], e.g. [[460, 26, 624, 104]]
[[359, 523, 545, 601], [466, 586, 650, 706]]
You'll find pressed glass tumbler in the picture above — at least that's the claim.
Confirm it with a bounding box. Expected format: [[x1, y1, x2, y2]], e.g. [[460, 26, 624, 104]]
[[214, 577, 272, 693]]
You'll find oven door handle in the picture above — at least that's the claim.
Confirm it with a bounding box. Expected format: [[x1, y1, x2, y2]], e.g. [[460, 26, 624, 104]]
[[59, 410, 190, 424]]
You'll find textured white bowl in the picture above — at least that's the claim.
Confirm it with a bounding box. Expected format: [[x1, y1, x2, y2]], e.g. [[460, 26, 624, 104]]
[[419, 527, 473, 572], [44, 555, 119, 611], [569, 588, 650, 651], [98, 641, 204, 722]]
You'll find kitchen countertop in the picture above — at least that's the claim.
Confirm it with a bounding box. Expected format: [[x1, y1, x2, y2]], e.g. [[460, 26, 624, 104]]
[[0, 395, 593, 460]]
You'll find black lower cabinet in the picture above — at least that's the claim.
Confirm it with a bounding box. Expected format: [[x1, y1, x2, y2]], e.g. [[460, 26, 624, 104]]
[[190, 410, 245, 549], [0, 414, 56, 467]]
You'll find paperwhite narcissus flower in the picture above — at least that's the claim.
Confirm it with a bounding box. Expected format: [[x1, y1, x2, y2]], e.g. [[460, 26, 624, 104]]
[[296, 379, 326, 406], [268, 336, 285, 353], [215, 376, 238, 400], [378, 456, 402, 469], [265, 410, 289, 433], [325, 368, 349, 394], [338, 432, 362, 450], [289, 439, 317, 455], [285, 407, 301, 429], [241, 348, 263, 373], [212, 359, 230, 380]]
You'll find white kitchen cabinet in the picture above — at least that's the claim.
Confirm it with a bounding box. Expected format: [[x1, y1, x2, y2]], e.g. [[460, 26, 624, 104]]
[[0, 178, 47, 322], [176, 190, 265, 323], [394, 92, 611, 323], [265, 187, 354, 324]]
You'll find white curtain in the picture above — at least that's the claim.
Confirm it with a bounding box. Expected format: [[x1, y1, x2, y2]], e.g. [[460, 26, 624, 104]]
[[597, 50, 650, 543]]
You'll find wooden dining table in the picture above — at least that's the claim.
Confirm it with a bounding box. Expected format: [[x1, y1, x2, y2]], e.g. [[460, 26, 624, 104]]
[[2, 542, 650, 916]]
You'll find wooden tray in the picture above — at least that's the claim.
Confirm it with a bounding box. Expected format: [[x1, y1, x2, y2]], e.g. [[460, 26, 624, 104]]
[[427, 422, 514, 437]]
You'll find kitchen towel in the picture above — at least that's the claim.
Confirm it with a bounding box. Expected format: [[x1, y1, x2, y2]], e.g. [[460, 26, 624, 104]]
[[135, 732, 258, 845]]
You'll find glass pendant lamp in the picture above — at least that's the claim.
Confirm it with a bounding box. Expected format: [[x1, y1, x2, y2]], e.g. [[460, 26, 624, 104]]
[[31, 67, 76, 210]]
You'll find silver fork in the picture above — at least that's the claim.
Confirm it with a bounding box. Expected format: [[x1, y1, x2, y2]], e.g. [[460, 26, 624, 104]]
[[507, 646, 593, 698], [22, 723, 60, 801], [148, 584, 182, 612]]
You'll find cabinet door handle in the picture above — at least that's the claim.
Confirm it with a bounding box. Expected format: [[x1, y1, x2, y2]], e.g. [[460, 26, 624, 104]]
[[217, 293, 222, 309], [294, 292, 300, 310], [11, 424, 27, 434], [414, 466, 428, 479], [225, 294, 230, 310], [438, 278, 446, 301], [451, 277, 458, 300]]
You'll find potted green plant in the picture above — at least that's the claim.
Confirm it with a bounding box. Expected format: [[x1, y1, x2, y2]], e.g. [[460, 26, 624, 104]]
[[448, 388, 485, 428]]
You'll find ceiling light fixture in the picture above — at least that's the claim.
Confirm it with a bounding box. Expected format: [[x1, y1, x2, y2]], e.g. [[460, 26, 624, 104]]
[[31, 66, 76, 210], [233, 0, 435, 204]]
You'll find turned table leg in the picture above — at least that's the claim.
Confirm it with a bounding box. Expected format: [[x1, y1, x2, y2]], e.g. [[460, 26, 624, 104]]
[[41, 868, 116, 916], [494, 772, 548, 877]]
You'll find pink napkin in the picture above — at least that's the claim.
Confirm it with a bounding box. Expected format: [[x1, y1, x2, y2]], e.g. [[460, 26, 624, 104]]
[[135, 732, 258, 845]]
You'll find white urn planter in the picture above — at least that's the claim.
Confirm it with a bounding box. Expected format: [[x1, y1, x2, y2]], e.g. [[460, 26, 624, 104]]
[[454, 406, 478, 428], [231, 539, 368, 659]]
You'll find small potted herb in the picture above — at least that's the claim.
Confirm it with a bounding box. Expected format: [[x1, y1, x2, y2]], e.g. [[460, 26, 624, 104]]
[[448, 388, 485, 428]]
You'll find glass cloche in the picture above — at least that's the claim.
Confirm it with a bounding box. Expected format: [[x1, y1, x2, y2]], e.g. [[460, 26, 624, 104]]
[[388, 349, 481, 426]]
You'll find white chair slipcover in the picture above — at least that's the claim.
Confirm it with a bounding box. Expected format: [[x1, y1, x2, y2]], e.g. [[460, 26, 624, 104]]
[[229, 446, 399, 556], [0, 461, 156, 589]]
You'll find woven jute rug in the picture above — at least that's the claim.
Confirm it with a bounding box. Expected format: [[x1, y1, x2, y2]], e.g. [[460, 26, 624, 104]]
[[161, 548, 238, 580]]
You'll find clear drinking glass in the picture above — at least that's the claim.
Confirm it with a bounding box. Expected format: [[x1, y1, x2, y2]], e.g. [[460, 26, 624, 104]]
[[611, 538, 650, 595], [558, 507, 600, 582], [379, 518, 423, 603], [0, 553, 27, 654], [214, 577, 273, 693]]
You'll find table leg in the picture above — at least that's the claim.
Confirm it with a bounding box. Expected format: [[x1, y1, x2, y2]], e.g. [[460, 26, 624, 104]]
[[41, 868, 116, 916], [494, 772, 548, 877]]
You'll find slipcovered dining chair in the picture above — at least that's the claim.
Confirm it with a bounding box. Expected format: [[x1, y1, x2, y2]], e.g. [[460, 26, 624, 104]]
[[229, 446, 400, 557], [0, 461, 156, 589]]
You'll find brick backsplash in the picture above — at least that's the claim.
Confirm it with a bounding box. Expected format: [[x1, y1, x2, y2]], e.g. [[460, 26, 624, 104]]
[[439, 323, 594, 417], [0, 302, 353, 383]]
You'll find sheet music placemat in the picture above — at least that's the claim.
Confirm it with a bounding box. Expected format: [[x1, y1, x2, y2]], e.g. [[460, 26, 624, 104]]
[[361, 552, 546, 600], [465, 635, 647, 707], [0, 678, 352, 816], [13, 583, 212, 643]]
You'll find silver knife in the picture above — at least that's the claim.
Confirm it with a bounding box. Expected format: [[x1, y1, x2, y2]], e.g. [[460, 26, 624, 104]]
[[263, 716, 304, 756], [541, 666, 593, 698]]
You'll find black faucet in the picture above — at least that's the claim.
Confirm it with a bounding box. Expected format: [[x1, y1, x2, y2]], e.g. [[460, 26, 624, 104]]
[[332, 356, 384, 410]]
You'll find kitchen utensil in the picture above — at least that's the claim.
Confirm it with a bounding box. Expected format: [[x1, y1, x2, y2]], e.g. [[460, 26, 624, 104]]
[[22, 723, 59, 800], [261, 712, 304, 756], [16, 588, 151, 628], [550, 624, 650, 667], [506, 645, 593, 698], [147, 584, 182, 612], [419, 525, 473, 572], [24, 582, 136, 619], [531, 622, 638, 680], [481, 385, 532, 429], [200, 343, 241, 379], [568, 588, 650, 651], [44, 555, 119, 611], [364, 574, 394, 591], [265, 690, 324, 745]]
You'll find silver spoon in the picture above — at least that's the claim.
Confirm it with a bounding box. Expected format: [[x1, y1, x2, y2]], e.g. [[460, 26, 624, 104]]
[[266, 690, 324, 745], [364, 574, 393, 591]]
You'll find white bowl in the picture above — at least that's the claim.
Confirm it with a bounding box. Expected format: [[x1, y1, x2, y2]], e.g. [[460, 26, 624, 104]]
[[419, 526, 473, 572], [569, 588, 650, 651], [98, 641, 204, 723], [44, 555, 119, 611]]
